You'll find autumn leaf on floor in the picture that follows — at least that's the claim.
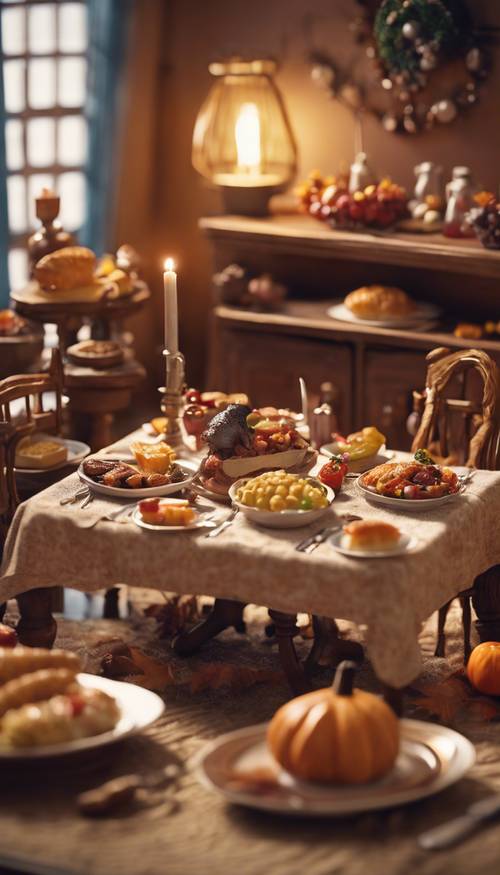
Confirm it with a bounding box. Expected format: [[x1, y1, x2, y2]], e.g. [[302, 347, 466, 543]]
[[144, 596, 200, 637], [411, 673, 470, 723], [189, 662, 282, 694], [410, 669, 500, 724], [123, 647, 174, 691]]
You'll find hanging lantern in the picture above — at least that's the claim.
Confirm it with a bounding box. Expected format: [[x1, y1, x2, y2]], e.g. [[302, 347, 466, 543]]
[[192, 58, 297, 215]]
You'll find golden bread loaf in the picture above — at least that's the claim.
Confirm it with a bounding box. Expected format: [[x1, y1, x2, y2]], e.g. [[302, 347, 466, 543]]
[[0, 667, 77, 717], [344, 285, 416, 320], [34, 246, 96, 291], [0, 646, 80, 684], [341, 519, 401, 552]]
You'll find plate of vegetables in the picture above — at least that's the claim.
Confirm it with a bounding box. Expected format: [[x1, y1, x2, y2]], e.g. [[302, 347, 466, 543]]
[[357, 450, 462, 511], [229, 470, 334, 529]]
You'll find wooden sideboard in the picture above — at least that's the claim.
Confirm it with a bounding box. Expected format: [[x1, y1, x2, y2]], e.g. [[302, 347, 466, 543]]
[[201, 215, 500, 450]]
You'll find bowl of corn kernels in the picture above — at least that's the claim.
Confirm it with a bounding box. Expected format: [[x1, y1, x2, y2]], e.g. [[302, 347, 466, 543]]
[[228, 469, 335, 529]]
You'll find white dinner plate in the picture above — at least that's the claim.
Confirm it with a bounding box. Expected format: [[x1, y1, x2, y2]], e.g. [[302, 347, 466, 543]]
[[78, 458, 197, 498], [228, 478, 335, 529], [327, 300, 440, 329], [329, 530, 416, 558], [132, 507, 216, 532], [0, 673, 164, 761], [357, 474, 462, 512], [15, 437, 90, 474], [195, 719, 475, 817]]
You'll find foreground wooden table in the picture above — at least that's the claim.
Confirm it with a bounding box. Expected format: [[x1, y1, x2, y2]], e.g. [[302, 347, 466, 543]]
[[2, 430, 500, 700]]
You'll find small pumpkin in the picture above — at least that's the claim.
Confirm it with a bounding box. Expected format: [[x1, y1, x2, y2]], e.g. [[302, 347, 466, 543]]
[[467, 642, 500, 696], [267, 661, 399, 784]]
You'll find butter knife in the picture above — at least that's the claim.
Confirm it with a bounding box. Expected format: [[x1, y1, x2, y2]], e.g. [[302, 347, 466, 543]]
[[295, 514, 362, 553], [418, 795, 500, 850]]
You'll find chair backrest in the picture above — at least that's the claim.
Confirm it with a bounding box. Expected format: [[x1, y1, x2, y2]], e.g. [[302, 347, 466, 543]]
[[0, 348, 64, 533], [411, 347, 500, 470]]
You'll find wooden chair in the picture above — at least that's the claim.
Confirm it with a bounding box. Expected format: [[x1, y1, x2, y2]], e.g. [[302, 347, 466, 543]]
[[411, 347, 500, 661], [0, 349, 64, 645]]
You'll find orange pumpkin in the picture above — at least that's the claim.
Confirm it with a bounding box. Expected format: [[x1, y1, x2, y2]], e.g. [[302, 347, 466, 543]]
[[467, 642, 500, 695], [267, 661, 399, 784]]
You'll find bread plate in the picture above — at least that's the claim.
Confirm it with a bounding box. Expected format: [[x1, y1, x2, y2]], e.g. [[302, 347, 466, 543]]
[[15, 436, 90, 474], [194, 719, 475, 817], [78, 458, 197, 498], [0, 673, 164, 761], [132, 507, 217, 532], [228, 477, 334, 529], [320, 443, 394, 474], [326, 300, 440, 329], [329, 530, 416, 558]]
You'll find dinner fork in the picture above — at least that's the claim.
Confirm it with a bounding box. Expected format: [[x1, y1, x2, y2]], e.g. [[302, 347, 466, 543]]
[[59, 486, 89, 506], [295, 514, 362, 553], [204, 507, 238, 539]]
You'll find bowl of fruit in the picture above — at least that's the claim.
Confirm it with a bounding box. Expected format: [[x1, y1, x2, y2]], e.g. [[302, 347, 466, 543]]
[[229, 470, 334, 529]]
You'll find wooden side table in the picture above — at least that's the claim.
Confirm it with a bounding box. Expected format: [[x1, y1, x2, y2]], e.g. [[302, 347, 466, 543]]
[[64, 358, 146, 450]]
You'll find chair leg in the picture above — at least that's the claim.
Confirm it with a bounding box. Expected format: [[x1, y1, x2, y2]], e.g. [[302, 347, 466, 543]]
[[460, 593, 472, 664], [435, 602, 450, 657], [0, 602, 5, 623]]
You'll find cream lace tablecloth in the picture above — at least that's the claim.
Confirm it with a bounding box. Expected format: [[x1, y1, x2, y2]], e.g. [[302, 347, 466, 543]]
[[2, 434, 500, 687]]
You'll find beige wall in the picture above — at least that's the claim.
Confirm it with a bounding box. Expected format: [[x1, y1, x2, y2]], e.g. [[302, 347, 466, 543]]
[[115, 0, 500, 390]]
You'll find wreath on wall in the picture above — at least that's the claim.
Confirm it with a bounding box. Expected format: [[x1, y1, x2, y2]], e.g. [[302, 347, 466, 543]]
[[309, 0, 492, 135]]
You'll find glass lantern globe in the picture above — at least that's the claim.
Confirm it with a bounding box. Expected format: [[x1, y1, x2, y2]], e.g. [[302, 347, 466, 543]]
[[192, 59, 297, 215]]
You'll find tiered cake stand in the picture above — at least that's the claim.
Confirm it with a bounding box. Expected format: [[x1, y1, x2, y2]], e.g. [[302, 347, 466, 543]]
[[11, 281, 150, 449]]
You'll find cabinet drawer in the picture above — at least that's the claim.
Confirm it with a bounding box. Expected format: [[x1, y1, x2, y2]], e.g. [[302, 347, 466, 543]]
[[215, 328, 354, 431]]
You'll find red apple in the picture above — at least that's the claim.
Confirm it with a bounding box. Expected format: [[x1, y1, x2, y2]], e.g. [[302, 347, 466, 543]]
[[0, 623, 17, 648]]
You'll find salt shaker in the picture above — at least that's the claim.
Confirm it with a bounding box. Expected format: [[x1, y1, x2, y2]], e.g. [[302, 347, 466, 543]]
[[310, 382, 339, 449], [444, 167, 476, 238]]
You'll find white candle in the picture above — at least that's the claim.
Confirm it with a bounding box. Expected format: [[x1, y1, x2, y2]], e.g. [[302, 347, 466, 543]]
[[163, 257, 178, 353]]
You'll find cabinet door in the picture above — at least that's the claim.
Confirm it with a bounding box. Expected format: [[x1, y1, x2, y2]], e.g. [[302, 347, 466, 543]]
[[216, 327, 354, 432], [364, 349, 427, 451]]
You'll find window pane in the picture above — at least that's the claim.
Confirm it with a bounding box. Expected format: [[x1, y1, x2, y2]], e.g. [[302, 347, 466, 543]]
[[8, 248, 28, 291], [58, 171, 85, 230], [5, 119, 23, 171], [1, 7, 25, 55], [57, 115, 87, 166], [27, 117, 55, 168], [28, 3, 56, 54], [7, 175, 27, 234], [28, 58, 56, 109], [58, 57, 86, 107], [28, 174, 55, 228], [59, 3, 87, 53], [3, 60, 25, 113]]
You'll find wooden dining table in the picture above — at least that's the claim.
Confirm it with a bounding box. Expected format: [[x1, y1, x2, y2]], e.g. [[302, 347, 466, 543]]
[[2, 428, 500, 702]]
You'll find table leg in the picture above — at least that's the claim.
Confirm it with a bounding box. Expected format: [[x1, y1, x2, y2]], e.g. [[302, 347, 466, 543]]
[[16, 588, 57, 648], [472, 565, 500, 642], [304, 616, 364, 673], [382, 685, 404, 716], [268, 610, 311, 695], [104, 587, 120, 619], [172, 598, 245, 655]]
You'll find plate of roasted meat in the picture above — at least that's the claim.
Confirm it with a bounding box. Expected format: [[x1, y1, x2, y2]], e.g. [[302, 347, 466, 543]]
[[79, 443, 197, 498], [357, 450, 462, 511]]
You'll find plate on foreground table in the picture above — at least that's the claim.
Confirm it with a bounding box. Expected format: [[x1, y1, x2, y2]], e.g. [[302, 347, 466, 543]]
[[78, 458, 198, 498], [195, 719, 475, 816], [0, 673, 164, 760], [132, 507, 217, 532], [15, 438, 90, 474], [326, 300, 440, 329], [228, 478, 335, 529], [357, 474, 463, 512], [329, 530, 416, 559]]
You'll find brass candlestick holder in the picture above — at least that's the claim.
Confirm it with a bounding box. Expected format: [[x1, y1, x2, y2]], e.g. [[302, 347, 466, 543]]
[[158, 349, 186, 447]]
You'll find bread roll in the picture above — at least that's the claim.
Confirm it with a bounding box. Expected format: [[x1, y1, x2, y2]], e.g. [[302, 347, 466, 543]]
[[0, 647, 80, 684], [0, 668, 77, 716], [344, 286, 416, 320], [341, 519, 401, 552], [34, 246, 96, 291]]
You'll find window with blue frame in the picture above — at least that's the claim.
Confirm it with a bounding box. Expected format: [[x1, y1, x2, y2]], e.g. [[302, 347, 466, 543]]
[[0, 0, 89, 294]]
